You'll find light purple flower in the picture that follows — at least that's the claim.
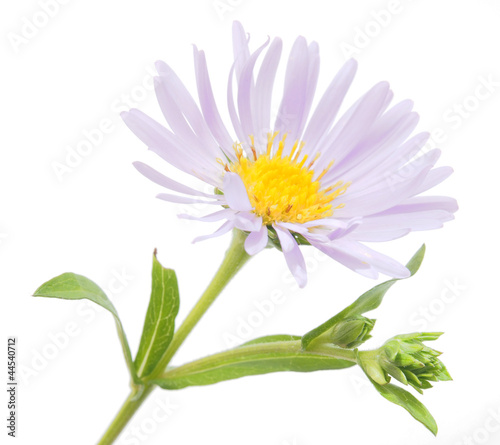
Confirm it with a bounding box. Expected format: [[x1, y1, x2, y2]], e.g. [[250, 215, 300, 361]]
[[122, 22, 457, 288]]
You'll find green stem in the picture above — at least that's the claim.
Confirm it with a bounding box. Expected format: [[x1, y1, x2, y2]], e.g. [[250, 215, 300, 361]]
[[150, 229, 251, 378], [97, 229, 250, 445], [301, 343, 359, 362], [98, 385, 154, 445]]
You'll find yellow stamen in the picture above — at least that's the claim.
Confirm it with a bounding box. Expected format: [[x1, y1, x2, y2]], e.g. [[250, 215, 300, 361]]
[[266, 131, 279, 156], [316, 160, 335, 181], [275, 133, 287, 158], [229, 133, 350, 225], [297, 154, 309, 168], [216, 158, 230, 172], [307, 152, 321, 169], [249, 135, 258, 161]]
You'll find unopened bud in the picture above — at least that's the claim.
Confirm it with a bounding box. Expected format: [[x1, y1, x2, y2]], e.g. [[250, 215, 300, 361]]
[[330, 316, 375, 349], [378, 332, 452, 393]]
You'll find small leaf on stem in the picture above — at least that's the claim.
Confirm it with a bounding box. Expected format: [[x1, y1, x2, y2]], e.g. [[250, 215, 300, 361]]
[[134, 250, 180, 378], [366, 379, 438, 435], [302, 245, 425, 349], [33, 273, 139, 383]]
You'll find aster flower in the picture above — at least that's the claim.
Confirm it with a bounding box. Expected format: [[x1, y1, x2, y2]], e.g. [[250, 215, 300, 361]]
[[122, 21, 457, 287]]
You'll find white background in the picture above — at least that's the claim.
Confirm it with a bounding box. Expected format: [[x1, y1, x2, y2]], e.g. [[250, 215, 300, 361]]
[[2, 1, 500, 444]]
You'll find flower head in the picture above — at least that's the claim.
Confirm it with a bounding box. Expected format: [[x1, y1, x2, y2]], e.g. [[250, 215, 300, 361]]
[[122, 21, 457, 287]]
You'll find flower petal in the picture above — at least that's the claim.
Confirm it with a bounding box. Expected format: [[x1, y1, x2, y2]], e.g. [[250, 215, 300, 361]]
[[234, 212, 262, 231], [331, 239, 410, 278], [178, 209, 235, 222], [349, 228, 411, 242], [232, 21, 251, 82], [349, 195, 458, 240], [311, 241, 379, 279], [121, 109, 220, 185], [192, 220, 234, 243], [350, 131, 430, 192], [317, 81, 391, 175], [331, 108, 419, 183], [300, 41, 320, 138], [133, 162, 218, 198], [275, 225, 307, 288], [156, 193, 222, 205], [237, 37, 270, 141], [245, 225, 269, 255], [227, 62, 247, 144], [253, 38, 283, 147], [154, 76, 205, 151], [193, 47, 235, 157], [338, 149, 442, 217], [415, 166, 454, 194], [155, 61, 216, 152], [223, 172, 252, 211], [303, 58, 357, 153], [274, 36, 311, 146]]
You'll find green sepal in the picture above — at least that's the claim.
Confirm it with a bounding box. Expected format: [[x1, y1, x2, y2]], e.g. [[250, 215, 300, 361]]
[[33, 272, 139, 383], [394, 352, 424, 368], [355, 349, 389, 385], [266, 226, 281, 250], [302, 245, 425, 350], [134, 250, 180, 378], [383, 362, 408, 385], [266, 226, 311, 251]]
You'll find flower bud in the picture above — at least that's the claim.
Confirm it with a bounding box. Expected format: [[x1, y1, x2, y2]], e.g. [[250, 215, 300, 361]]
[[329, 316, 375, 349], [377, 332, 452, 393], [357, 332, 451, 392]]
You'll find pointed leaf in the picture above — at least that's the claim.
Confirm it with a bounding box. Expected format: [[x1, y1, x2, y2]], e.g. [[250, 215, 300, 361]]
[[302, 245, 425, 349], [357, 351, 438, 435], [153, 340, 355, 390], [33, 273, 138, 383], [369, 381, 438, 435], [134, 251, 180, 377], [34, 272, 118, 314]]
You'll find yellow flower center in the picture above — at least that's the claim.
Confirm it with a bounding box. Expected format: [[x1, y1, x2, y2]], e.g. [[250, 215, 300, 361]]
[[226, 133, 350, 225]]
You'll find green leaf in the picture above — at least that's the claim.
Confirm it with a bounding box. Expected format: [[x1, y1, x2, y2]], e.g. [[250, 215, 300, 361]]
[[302, 245, 426, 349], [33, 273, 139, 383], [33, 272, 118, 315], [357, 349, 438, 435], [369, 380, 438, 435], [240, 334, 302, 347], [134, 251, 180, 378], [152, 340, 355, 390]]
